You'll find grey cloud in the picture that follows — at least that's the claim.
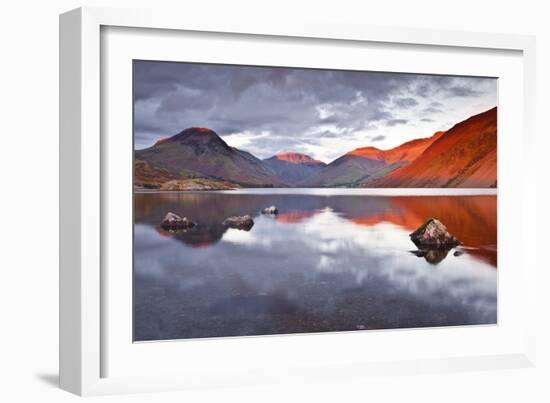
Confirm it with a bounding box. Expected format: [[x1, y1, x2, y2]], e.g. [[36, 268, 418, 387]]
[[317, 130, 343, 138], [133, 62, 207, 101], [421, 106, 444, 115], [407, 76, 487, 100], [386, 119, 408, 127], [134, 120, 167, 135], [420, 101, 446, 115], [393, 97, 419, 108], [371, 135, 386, 142], [158, 89, 212, 112], [422, 107, 441, 114], [319, 115, 340, 124], [133, 61, 496, 153], [412, 83, 431, 97], [446, 85, 483, 97]]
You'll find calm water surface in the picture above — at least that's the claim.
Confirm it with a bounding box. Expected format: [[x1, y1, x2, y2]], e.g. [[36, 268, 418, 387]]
[[134, 189, 497, 341]]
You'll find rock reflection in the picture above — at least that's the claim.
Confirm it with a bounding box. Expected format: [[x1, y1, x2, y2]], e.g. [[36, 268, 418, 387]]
[[134, 191, 497, 341], [156, 225, 227, 248], [410, 246, 453, 265], [135, 192, 496, 267]]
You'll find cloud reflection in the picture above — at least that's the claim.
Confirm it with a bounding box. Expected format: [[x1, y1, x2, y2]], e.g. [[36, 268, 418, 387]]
[[134, 201, 496, 340]]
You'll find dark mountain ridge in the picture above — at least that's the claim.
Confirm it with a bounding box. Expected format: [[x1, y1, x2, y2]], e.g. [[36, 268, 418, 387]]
[[135, 127, 287, 187], [134, 109, 497, 189]]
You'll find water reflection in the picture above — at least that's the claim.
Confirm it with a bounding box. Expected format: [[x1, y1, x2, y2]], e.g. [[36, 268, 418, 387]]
[[134, 191, 497, 341], [410, 247, 454, 265]]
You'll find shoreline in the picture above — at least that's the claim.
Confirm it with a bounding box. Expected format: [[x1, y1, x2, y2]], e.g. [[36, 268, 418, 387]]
[[134, 187, 498, 196]]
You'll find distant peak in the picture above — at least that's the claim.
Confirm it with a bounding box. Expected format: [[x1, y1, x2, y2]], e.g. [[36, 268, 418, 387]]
[[348, 146, 381, 154], [347, 146, 384, 159], [272, 151, 323, 165]]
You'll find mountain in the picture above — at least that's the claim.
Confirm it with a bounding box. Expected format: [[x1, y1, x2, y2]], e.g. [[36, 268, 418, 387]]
[[301, 131, 444, 187], [268, 152, 324, 165], [263, 152, 326, 185], [135, 127, 287, 187], [372, 107, 497, 187], [349, 131, 445, 164], [134, 109, 497, 190], [300, 154, 387, 187]]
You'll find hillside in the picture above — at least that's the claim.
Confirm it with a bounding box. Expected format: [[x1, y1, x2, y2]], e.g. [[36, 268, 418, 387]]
[[134, 159, 181, 189], [301, 130, 444, 187], [134, 109, 497, 190], [349, 131, 444, 164], [372, 107, 497, 187]]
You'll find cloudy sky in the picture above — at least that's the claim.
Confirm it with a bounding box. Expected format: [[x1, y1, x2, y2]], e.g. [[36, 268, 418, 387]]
[[134, 61, 497, 163]]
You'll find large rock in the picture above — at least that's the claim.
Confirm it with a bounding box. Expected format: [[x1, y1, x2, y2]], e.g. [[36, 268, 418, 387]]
[[261, 205, 278, 215], [222, 215, 254, 231], [160, 212, 196, 230], [410, 218, 460, 248]]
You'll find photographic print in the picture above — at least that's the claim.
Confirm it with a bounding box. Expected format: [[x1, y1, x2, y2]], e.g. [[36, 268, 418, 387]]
[[133, 61, 497, 341]]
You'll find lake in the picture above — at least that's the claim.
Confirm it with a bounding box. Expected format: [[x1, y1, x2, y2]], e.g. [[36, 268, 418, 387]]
[[133, 189, 497, 341]]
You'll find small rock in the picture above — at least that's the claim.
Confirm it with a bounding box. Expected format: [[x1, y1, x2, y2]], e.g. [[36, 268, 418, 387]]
[[453, 250, 464, 257], [160, 212, 196, 230], [410, 218, 460, 248], [261, 205, 278, 215], [222, 215, 254, 231]]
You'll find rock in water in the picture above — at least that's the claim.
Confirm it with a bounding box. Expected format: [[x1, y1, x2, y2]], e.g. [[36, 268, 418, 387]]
[[261, 205, 279, 215], [222, 215, 254, 231], [161, 212, 196, 230], [410, 218, 460, 248]]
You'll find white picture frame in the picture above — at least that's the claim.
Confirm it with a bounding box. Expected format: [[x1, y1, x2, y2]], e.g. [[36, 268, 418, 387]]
[[59, 6, 537, 396]]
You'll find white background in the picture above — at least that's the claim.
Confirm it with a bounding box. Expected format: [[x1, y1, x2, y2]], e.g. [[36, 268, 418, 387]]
[[1, 0, 548, 402]]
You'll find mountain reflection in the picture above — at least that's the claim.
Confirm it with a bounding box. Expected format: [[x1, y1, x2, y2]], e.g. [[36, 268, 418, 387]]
[[276, 210, 318, 223], [135, 192, 496, 267], [134, 191, 497, 341]]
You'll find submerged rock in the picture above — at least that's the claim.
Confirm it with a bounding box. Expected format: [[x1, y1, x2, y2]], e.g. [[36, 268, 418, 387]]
[[222, 215, 254, 231], [160, 212, 196, 230], [261, 205, 279, 215], [410, 218, 460, 248]]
